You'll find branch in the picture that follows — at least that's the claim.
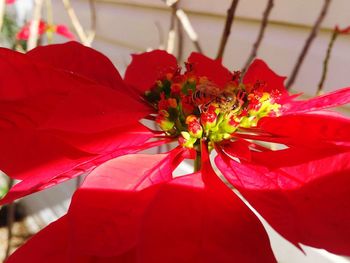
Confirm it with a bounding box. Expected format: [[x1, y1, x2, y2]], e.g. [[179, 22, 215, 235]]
[[27, 0, 44, 51], [88, 0, 97, 42], [0, 0, 5, 34], [176, 12, 184, 61], [164, 0, 184, 60], [166, 0, 177, 54], [286, 0, 331, 89], [316, 27, 339, 95], [62, 0, 95, 46], [176, 8, 202, 53], [216, 0, 239, 59], [242, 0, 274, 74]]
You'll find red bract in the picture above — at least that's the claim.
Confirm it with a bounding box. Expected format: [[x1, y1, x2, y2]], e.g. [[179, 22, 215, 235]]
[[0, 42, 152, 204], [16, 20, 75, 41], [2, 42, 350, 262], [335, 25, 350, 35], [5, 0, 15, 4]]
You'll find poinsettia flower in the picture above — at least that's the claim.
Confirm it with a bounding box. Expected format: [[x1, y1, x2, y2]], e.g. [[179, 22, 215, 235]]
[[16, 20, 75, 41], [5, 0, 15, 4], [2, 42, 350, 262]]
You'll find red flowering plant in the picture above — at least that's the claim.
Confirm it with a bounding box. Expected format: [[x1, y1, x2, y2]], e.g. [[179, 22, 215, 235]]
[[1, 42, 350, 262], [16, 20, 75, 41]]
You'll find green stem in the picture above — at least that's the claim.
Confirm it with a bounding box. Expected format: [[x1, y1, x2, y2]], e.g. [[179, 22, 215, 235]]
[[194, 139, 202, 172], [194, 150, 201, 172]]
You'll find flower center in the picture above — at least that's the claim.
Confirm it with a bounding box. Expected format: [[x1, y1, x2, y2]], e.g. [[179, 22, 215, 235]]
[[145, 69, 281, 149]]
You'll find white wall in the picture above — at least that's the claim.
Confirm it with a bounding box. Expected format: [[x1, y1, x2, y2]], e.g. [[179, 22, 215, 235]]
[[47, 0, 350, 99]]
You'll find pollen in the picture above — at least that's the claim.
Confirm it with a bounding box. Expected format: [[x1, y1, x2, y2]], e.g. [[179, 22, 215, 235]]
[[145, 69, 281, 149]]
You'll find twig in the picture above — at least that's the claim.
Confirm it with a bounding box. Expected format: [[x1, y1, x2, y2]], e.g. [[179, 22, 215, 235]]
[[316, 27, 338, 95], [27, 0, 44, 51], [4, 179, 15, 260], [165, 0, 184, 60], [176, 12, 184, 61], [88, 0, 97, 42], [62, 0, 95, 46], [176, 8, 202, 53], [166, 1, 177, 54], [216, 0, 239, 59], [286, 0, 331, 89], [242, 0, 274, 74], [0, 0, 5, 34], [45, 0, 54, 44]]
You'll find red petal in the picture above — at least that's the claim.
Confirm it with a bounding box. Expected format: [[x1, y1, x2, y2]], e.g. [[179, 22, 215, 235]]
[[55, 25, 76, 40], [67, 145, 276, 262], [6, 215, 139, 262], [335, 25, 350, 34], [0, 125, 153, 205], [256, 113, 350, 147], [27, 42, 124, 90], [0, 48, 152, 204], [216, 148, 350, 255], [69, 148, 186, 258], [124, 50, 177, 93], [219, 139, 253, 161], [243, 59, 288, 96], [8, 146, 276, 262], [16, 21, 46, 40], [6, 216, 70, 263], [283, 87, 350, 114], [187, 52, 233, 88]]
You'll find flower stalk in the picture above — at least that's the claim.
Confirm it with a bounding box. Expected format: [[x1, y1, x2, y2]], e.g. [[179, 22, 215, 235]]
[[194, 146, 201, 172]]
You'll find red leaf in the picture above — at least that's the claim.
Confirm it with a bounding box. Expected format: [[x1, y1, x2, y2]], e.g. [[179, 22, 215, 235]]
[[68, 148, 186, 258], [55, 25, 76, 40], [27, 42, 124, 91], [16, 20, 47, 40], [187, 52, 233, 88], [283, 87, 350, 114], [0, 46, 152, 204], [65, 146, 276, 262], [124, 50, 177, 93], [216, 148, 350, 255], [0, 124, 153, 205], [256, 112, 350, 147], [6, 216, 70, 263], [243, 59, 288, 96]]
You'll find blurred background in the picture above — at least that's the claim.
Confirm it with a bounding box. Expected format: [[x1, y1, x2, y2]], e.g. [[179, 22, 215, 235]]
[[0, 0, 350, 262]]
